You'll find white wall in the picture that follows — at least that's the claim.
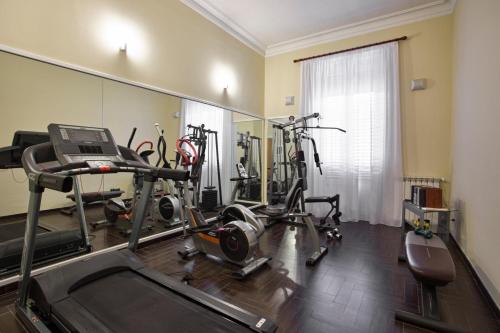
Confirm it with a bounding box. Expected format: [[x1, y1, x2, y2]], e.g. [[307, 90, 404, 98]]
[[451, 0, 500, 308]]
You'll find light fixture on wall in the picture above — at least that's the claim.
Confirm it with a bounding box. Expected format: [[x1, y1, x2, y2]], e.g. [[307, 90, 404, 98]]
[[212, 63, 236, 93], [97, 14, 148, 60]]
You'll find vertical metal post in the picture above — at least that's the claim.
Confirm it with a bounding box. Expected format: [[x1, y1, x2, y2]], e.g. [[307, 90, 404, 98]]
[[282, 126, 289, 192], [214, 132, 223, 206], [246, 136, 252, 197], [257, 137, 262, 180], [18, 187, 43, 307], [267, 126, 276, 203], [293, 125, 306, 212], [72, 176, 91, 249], [128, 177, 155, 252]]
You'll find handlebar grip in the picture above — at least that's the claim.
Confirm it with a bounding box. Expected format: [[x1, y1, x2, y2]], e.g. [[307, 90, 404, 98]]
[[156, 168, 190, 181], [314, 153, 321, 165], [38, 173, 73, 192], [127, 127, 137, 149]]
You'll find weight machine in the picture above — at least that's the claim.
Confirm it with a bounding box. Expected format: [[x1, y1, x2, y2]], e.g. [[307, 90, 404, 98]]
[[254, 113, 346, 265], [182, 124, 223, 211], [231, 131, 262, 202], [282, 113, 345, 233]]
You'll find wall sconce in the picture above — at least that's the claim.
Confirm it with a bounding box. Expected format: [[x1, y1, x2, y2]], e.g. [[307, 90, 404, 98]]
[[212, 63, 236, 93], [97, 14, 149, 60]]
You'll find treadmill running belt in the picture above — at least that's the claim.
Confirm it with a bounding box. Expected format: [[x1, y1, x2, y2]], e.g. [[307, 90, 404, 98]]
[[0, 222, 46, 242], [67, 270, 252, 333]]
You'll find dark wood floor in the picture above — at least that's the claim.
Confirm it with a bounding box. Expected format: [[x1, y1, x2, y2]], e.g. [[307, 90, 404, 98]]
[[0, 212, 499, 332]]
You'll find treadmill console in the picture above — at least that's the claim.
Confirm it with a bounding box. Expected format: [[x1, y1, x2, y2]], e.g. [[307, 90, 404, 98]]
[[48, 124, 125, 167]]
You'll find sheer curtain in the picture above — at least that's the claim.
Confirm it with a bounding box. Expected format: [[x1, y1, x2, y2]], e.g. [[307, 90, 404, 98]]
[[300, 42, 403, 226], [180, 99, 233, 205]]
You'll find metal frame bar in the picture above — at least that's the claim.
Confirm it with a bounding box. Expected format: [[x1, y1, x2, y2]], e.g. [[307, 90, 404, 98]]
[[72, 176, 91, 249], [395, 283, 469, 333], [18, 187, 43, 307], [128, 178, 155, 251]]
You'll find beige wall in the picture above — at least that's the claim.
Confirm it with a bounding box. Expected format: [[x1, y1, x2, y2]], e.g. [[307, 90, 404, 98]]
[[0, 0, 264, 116], [0, 51, 181, 216], [265, 16, 453, 194], [450, 0, 500, 307]]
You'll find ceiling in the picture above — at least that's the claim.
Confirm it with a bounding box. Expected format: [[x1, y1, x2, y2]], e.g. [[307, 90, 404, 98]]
[[182, 0, 455, 55]]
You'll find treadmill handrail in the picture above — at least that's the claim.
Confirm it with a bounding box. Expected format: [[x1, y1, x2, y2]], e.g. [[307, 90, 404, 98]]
[[21, 142, 189, 192]]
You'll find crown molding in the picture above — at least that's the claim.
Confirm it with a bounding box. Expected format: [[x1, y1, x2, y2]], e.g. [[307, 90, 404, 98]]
[[180, 0, 456, 58], [266, 0, 456, 57], [180, 0, 266, 56]]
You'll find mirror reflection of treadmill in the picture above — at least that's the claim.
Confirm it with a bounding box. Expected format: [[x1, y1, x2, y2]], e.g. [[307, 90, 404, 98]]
[[0, 131, 90, 276]]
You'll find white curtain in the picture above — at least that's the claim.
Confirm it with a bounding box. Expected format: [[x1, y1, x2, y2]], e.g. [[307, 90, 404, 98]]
[[180, 99, 233, 205], [300, 42, 403, 226]]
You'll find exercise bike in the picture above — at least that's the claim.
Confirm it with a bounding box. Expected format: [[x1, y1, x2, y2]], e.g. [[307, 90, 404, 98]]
[[176, 134, 271, 279]]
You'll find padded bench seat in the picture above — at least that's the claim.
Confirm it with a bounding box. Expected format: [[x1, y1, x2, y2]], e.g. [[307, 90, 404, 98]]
[[405, 232, 456, 286], [66, 190, 124, 204], [304, 195, 339, 204]]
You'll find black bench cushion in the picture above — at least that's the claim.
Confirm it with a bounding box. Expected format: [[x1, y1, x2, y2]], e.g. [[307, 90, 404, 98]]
[[405, 232, 456, 286], [305, 195, 339, 204], [66, 190, 124, 203]]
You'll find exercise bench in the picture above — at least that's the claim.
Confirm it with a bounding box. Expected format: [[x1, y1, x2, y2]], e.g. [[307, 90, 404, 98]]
[[60, 189, 124, 216], [396, 232, 468, 333], [305, 194, 343, 240]]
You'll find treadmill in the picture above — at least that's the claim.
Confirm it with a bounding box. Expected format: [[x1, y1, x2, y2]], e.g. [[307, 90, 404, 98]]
[[16, 124, 277, 333], [0, 131, 91, 276]]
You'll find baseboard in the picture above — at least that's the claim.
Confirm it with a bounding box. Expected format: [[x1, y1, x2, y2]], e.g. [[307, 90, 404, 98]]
[[449, 235, 500, 319]]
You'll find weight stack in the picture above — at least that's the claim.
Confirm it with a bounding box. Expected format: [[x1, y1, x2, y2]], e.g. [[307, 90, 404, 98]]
[[201, 189, 218, 211]]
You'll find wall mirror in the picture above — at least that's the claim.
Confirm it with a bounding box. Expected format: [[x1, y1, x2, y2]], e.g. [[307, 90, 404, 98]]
[[0, 50, 264, 280]]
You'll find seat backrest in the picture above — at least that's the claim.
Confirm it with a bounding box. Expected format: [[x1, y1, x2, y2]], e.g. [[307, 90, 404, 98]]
[[285, 178, 303, 212], [186, 207, 207, 227]]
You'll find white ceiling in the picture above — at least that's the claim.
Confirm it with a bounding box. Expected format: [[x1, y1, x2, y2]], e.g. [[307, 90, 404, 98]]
[[182, 0, 455, 55]]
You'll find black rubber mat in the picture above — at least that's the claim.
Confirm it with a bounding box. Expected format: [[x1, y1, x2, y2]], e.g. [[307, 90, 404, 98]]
[[68, 270, 250, 333]]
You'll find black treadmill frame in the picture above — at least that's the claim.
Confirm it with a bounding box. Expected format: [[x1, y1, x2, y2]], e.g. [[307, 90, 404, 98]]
[[0, 222, 86, 277], [0, 131, 91, 276], [16, 124, 277, 333]]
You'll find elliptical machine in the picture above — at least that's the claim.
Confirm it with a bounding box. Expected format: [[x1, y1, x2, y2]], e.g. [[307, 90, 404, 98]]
[[97, 128, 154, 235], [151, 123, 182, 227], [176, 134, 271, 279]]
